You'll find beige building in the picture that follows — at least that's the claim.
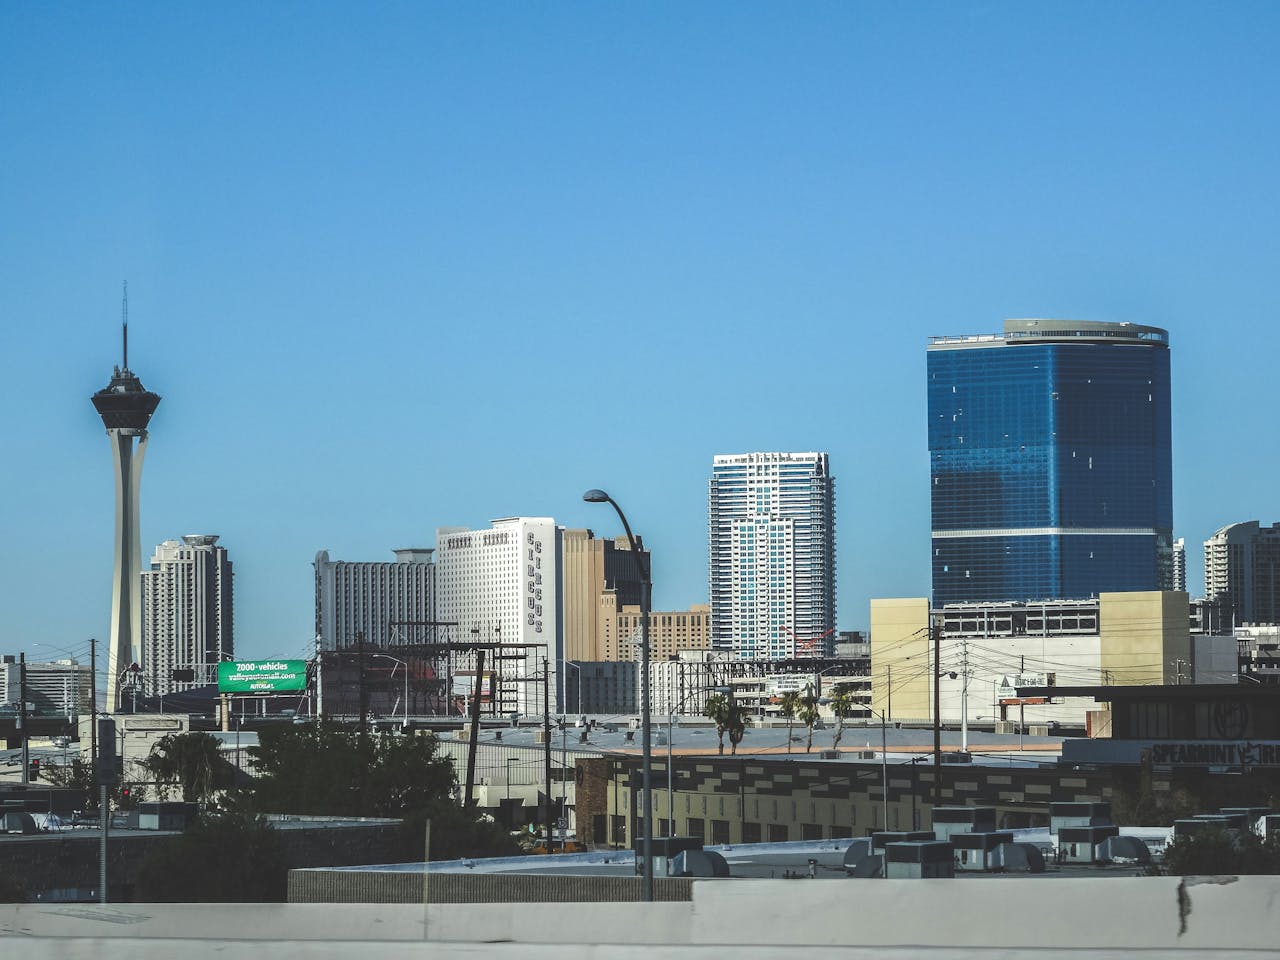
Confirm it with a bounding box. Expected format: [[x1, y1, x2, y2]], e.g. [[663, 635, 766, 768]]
[[616, 604, 710, 662], [870, 591, 1193, 730], [561, 529, 647, 663]]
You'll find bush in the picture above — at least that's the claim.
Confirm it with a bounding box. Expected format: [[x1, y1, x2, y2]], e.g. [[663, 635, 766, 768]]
[[134, 810, 288, 902], [1162, 829, 1280, 876]]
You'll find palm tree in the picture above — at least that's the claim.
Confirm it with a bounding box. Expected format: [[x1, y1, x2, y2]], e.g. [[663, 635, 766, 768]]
[[732, 711, 747, 757], [140, 731, 231, 803], [830, 688, 855, 750], [704, 694, 731, 756], [778, 691, 800, 754], [797, 688, 820, 753]]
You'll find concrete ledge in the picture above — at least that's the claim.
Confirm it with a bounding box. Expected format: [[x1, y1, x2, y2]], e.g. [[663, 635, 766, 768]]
[[4, 876, 1279, 952], [690, 876, 1280, 951]]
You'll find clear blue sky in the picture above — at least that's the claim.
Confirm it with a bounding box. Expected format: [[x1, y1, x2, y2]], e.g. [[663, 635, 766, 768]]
[[3, 3, 1278, 662]]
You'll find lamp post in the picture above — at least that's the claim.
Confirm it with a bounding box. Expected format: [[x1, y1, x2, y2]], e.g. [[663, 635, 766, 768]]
[[583, 488, 652, 903], [870, 709, 889, 831]]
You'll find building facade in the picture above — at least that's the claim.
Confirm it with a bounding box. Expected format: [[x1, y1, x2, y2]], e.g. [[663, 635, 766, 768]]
[[142, 535, 234, 698], [314, 547, 436, 652], [869, 591, 1192, 731], [560, 529, 646, 663], [1204, 521, 1280, 626], [709, 452, 837, 659], [927, 319, 1173, 606], [434, 518, 563, 713], [0, 657, 93, 717], [564, 660, 638, 715], [616, 604, 710, 662]]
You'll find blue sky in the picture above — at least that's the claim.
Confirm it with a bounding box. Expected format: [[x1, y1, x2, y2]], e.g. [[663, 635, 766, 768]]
[[3, 3, 1278, 661]]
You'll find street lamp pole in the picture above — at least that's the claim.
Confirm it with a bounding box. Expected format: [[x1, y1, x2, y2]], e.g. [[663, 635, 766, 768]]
[[872, 709, 889, 831], [584, 488, 652, 903]]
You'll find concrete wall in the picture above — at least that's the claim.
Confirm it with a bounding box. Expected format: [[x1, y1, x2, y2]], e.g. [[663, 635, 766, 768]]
[[0, 821, 409, 902], [5, 876, 1280, 954], [289, 870, 695, 903], [870, 598, 930, 722]]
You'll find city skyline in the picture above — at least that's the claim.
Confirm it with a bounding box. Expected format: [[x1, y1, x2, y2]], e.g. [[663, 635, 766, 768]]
[[4, 5, 1280, 661]]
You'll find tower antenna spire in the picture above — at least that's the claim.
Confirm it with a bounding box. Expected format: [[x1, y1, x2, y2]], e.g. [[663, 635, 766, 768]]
[[121, 281, 129, 371]]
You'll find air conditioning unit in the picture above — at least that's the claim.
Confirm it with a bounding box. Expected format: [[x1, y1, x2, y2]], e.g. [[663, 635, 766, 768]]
[[857, 750, 877, 760], [995, 721, 1015, 734], [535, 730, 550, 744], [819, 750, 840, 760]]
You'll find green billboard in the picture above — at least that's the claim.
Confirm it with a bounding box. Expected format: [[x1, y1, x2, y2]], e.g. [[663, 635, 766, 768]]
[[218, 660, 307, 694]]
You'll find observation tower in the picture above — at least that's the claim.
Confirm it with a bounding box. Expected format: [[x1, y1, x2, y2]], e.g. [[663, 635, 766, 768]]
[[91, 299, 160, 712]]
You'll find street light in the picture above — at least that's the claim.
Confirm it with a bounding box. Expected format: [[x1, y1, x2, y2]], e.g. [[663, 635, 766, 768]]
[[869, 708, 889, 831], [583, 488, 653, 903]]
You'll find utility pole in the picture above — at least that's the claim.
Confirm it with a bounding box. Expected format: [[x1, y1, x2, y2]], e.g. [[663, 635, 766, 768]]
[[315, 634, 324, 719], [463, 649, 485, 808], [357, 631, 368, 811], [932, 623, 942, 805], [960, 639, 970, 754], [19, 653, 28, 784], [886, 664, 892, 721], [357, 631, 368, 734], [89, 638, 97, 769], [543, 657, 553, 854]]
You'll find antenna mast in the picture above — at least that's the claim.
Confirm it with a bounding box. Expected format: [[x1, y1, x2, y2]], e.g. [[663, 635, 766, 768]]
[[121, 281, 129, 371]]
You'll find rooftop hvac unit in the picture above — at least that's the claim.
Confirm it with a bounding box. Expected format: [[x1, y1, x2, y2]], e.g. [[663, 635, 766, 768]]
[[819, 750, 840, 760]]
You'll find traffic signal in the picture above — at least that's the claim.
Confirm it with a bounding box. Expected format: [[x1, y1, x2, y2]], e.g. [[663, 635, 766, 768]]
[[28, 758, 39, 780], [121, 786, 131, 800]]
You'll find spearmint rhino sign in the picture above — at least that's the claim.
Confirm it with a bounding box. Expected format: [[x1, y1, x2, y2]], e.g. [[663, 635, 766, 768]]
[[218, 660, 307, 694], [1149, 741, 1280, 769]]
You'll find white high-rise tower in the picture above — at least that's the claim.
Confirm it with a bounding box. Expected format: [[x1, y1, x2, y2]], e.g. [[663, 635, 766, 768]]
[[91, 302, 160, 711], [142, 535, 234, 697], [709, 452, 837, 659]]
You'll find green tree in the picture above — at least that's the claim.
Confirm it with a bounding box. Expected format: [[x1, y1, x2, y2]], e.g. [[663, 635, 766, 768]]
[[778, 691, 800, 754], [43, 757, 144, 812], [726, 709, 747, 756], [796, 687, 820, 753], [705, 694, 747, 757], [244, 721, 518, 860], [135, 809, 288, 902], [830, 688, 856, 750], [139, 731, 234, 803], [1162, 829, 1280, 876], [704, 694, 731, 756]]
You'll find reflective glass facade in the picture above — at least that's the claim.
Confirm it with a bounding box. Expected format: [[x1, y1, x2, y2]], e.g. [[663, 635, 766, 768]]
[[928, 321, 1172, 605]]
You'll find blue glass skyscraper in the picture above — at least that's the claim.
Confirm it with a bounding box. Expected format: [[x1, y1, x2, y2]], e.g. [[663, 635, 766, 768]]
[[928, 319, 1172, 606]]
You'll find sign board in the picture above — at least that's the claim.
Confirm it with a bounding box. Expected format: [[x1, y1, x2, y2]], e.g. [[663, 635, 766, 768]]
[[218, 660, 307, 694], [1149, 741, 1280, 769]]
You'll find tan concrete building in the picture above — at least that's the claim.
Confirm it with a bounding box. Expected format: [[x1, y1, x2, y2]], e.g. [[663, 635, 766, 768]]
[[870, 591, 1192, 730], [616, 604, 710, 662], [561, 529, 647, 663]]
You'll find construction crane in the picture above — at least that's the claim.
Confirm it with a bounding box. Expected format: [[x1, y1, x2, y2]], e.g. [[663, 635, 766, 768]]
[[783, 626, 835, 659]]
